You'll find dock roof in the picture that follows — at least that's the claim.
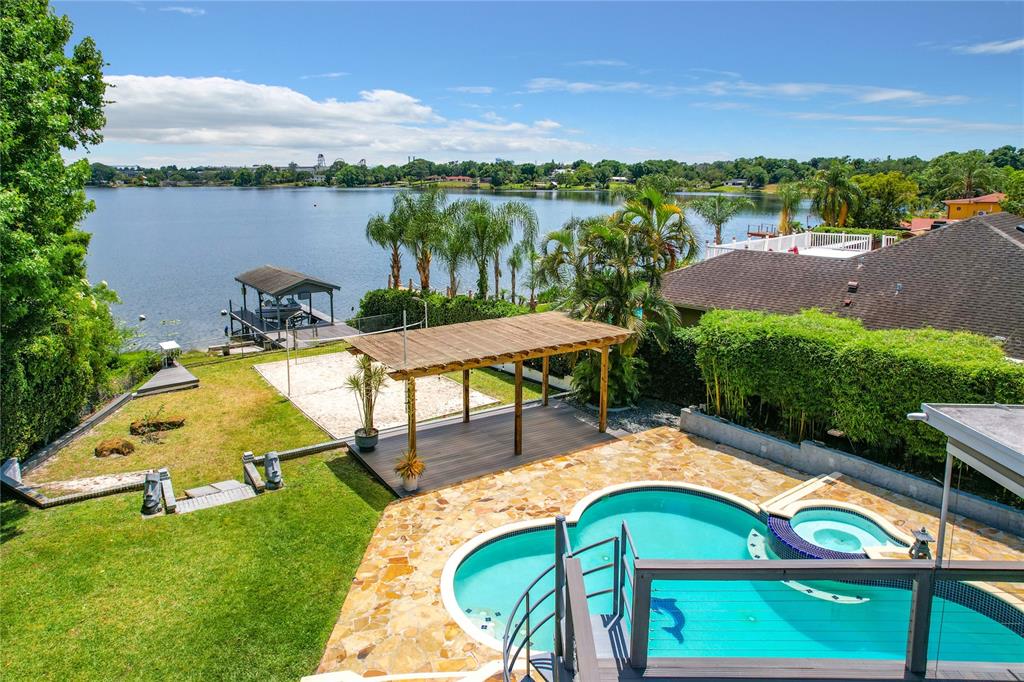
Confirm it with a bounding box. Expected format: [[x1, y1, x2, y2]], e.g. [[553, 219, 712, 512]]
[[235, 265, 339, 298], [346, 311, 632, 379]]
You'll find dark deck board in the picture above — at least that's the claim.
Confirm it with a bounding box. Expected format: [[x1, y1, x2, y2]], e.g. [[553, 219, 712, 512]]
[[135, 363, 199, 396], [348, 401, 616, 497]]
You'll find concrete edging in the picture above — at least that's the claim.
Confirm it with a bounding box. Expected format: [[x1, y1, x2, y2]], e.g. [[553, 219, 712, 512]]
[[678, 408, 1023, 535]]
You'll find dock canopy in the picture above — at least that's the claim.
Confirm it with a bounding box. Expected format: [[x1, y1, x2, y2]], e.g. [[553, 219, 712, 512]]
[[347, 311, 633, 459], [235, 265, 339, 299]]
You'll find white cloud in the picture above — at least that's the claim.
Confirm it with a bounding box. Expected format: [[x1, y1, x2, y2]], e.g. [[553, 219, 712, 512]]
[[525, 77, 683, 96], [99, 75, 588, 164], [159, 6, 205, 16], [300, 71, 349, 80], [691, 101, 749, 111], [698, 80, 967, 106], [449, 85, 495, 94], [955, 37, 1024, 54], [568, 59, 628, 67], [788, 112, 1020, 133]]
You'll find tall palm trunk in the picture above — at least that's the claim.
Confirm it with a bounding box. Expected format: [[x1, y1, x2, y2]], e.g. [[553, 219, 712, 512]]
[[390, 247, 401, 289], [714, 223, 723, 245], [493, 253, 501, 299], [778, 207, 789, 235], [417, 251, 431, 291], [837, 203, 849, 228], [476, 259, 489, 298], [448, 268, 457, 298], [510, 265, 517, 302]]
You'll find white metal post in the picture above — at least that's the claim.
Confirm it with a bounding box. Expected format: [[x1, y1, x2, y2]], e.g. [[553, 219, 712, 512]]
[[935, 451, 954, 567]]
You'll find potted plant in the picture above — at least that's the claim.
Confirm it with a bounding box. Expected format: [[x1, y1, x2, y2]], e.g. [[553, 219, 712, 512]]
[[394, 450, 425, 492], [345, 355, 388, 451]]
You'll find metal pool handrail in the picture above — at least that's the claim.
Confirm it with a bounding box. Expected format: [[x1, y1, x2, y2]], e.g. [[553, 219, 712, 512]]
[[501, 517, 639, 682]]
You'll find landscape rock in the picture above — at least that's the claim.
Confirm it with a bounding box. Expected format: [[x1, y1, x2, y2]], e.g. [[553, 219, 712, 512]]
[[129, 416, 185, 435], [94, 437, 135, 458]]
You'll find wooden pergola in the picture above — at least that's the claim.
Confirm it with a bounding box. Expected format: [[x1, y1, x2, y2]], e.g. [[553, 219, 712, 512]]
[[346, 312, 633, 457]]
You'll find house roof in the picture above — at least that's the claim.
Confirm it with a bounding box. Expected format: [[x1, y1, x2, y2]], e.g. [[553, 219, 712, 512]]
[[661, 213, 1024, 358], [346, 311, 632, 379], [235, 265, 340, 298], [943, 192, 1006, 205]]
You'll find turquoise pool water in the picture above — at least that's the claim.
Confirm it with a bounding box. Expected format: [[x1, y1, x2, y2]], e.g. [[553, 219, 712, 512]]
[[790, 508, 903, 553], [452, 488, 1024, 662]]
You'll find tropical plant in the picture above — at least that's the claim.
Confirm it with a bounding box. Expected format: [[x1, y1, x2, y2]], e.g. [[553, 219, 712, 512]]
[[775, 183, 803, 235], [807, 162, 862, 227], [434, 204, 470, 297], [613, 186, 698, 271], [506, 241, 526, 302], [452, 199, 538, 299], [344, 355, 388, 436], [535, 216, 604, 292], [937, 150, 1001, 199], [393, 450, 425, 480], [398, 186, 448, 291], [687, 194, 755, 245], [365, 195, 409, 289]]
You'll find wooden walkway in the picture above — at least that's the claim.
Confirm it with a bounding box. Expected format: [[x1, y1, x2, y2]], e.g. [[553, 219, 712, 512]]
[[230, 308, 358, 348], [135, 363, 199, 397], [348, 401, 617, 497]]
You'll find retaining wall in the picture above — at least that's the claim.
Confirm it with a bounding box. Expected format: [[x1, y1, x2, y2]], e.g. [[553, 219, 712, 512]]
[[678, 408, 1022, 536]]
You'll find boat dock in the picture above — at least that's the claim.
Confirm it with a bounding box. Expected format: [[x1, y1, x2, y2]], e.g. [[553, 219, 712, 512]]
[[228, 265, 358, 349]]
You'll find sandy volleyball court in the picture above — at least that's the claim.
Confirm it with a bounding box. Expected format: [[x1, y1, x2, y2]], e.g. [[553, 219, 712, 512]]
[[254, 351, 497, 438]]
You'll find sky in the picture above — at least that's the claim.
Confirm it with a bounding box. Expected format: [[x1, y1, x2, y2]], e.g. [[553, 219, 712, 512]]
[[56, 1, 1024, 167]]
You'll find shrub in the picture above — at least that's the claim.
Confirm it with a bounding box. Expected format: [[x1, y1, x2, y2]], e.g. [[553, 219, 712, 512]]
[[355, 289, 528, 330], [572, 347, 643, 408], [693, 309, 1024, 467], [637, 326, 704, 406]]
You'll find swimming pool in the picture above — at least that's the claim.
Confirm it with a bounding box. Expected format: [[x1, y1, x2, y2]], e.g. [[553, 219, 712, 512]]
[[790, 508, 904, 554], [448, 485, 1024, 662]]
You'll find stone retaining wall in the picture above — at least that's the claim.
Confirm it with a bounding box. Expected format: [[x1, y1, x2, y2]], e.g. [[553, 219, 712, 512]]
[[679, 408, 1023, 535]]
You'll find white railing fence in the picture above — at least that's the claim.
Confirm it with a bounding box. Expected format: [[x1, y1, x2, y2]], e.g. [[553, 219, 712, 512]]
[[705, 231, 873, 260]]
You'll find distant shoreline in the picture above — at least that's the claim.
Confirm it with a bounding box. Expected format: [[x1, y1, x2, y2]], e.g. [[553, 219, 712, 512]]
[[86, 183, 776, 195]]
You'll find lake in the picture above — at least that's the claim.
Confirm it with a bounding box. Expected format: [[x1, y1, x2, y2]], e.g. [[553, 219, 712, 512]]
[[83, 187, 809, 349]]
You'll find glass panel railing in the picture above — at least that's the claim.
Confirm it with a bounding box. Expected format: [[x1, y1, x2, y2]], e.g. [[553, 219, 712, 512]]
[[928, 578, 1024, 668]]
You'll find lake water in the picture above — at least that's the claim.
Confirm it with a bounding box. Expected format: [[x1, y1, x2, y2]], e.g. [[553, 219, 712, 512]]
[[83, 187, 808, 349]]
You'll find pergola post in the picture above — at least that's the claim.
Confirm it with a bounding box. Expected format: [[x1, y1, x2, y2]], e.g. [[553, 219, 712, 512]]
[[406, 376, 417, 457], [462, 369, 470, 423], [542, 356, 550, 407], [514, 360, 523, 455], [599, 346, 609, 433]]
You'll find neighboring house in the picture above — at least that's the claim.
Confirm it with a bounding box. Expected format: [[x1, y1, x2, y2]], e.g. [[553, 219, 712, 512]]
[[610, 176, 631, 183], [661, 213, 1024, 358], [900, 217, 958, 233], [444, 176, 474, 183], [944, 192, 1005, 219], [724, 178, 747, 187]]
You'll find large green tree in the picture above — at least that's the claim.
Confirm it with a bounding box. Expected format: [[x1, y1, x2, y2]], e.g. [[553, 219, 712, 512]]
[[848, 171, 919, 230], [807, 162, 861, 227], [1, 0, 124, 459]]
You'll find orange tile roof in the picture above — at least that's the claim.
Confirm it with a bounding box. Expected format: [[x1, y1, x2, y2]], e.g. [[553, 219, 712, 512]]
[[943, 192, 1006, 205]]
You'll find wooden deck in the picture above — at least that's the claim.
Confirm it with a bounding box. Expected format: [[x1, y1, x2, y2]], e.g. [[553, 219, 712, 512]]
[[230, 307, 358, 348], [348, 401, 617, 497], [135, 363, 199, 397]]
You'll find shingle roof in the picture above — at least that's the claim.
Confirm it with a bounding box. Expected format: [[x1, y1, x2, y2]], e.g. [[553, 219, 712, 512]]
[[235, 265, 339, 298], [661, 213, 1024, 358]]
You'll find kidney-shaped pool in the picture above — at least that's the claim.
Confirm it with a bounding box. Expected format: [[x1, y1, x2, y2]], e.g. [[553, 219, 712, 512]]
[[449, 486, 1023, 662]]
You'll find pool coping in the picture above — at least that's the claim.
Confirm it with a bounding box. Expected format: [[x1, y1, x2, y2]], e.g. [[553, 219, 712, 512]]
[[439, 480, 763, 652]]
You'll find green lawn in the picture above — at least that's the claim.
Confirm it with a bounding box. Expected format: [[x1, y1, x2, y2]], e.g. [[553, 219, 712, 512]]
[[1, 451, 393, 680]]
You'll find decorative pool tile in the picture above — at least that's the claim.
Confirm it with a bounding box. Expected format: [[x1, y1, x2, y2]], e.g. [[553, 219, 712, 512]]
[[315, 426, 1023, 678]]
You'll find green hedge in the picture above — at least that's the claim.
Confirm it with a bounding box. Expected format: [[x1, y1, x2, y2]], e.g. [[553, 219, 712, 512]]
[[356, 289, 528, 328], [638, 326, 705, 406], [694, 309, 1024, 468]]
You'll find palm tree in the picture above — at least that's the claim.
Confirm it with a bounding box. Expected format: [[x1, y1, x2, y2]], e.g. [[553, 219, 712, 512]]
[[535, 216, 605, 292], [453, 199, 538, 299], [687, 194, 755, 245], [398, 187, 447, 291], [365, 193, 411, 288], [506, 242, 525, 303], [434, 204, 470, 297], [940, 150, 1001, 199], [775, 183, 803, 235], [808, 162, 861, 227], [613, 186, 698, 272]]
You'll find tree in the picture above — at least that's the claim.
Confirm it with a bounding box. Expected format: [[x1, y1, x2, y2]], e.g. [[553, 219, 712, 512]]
[[688, 194, 755, 245], [775, 183, 803, 235], [937, 150, 1001, 199], [848, 172, 919, 230], [365, 193, 411, 289], [506, 242, 526, 302], [398, 187, 447, 291], [435, 205, 471, 296], [744, 165, 769, 188], [613, 187, 698, 272], [453, 199, 538, 299], [808, 162, 861, 226], [1, 0, 125, 459], [1002, 169, 1024, 215]]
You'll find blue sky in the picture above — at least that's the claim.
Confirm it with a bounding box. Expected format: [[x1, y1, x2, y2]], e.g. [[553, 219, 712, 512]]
[[57, 1, 1024, 166]]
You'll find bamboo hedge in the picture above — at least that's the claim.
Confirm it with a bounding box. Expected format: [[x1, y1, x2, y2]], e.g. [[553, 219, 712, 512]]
[[694, 309, 1024, 462]]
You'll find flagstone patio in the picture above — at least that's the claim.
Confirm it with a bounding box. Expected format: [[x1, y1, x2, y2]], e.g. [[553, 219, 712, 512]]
[[316, 426, 1024, 679]]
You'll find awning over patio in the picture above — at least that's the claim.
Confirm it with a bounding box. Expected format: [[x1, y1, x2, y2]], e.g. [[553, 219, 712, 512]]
[[347, 311, 633, 460]]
